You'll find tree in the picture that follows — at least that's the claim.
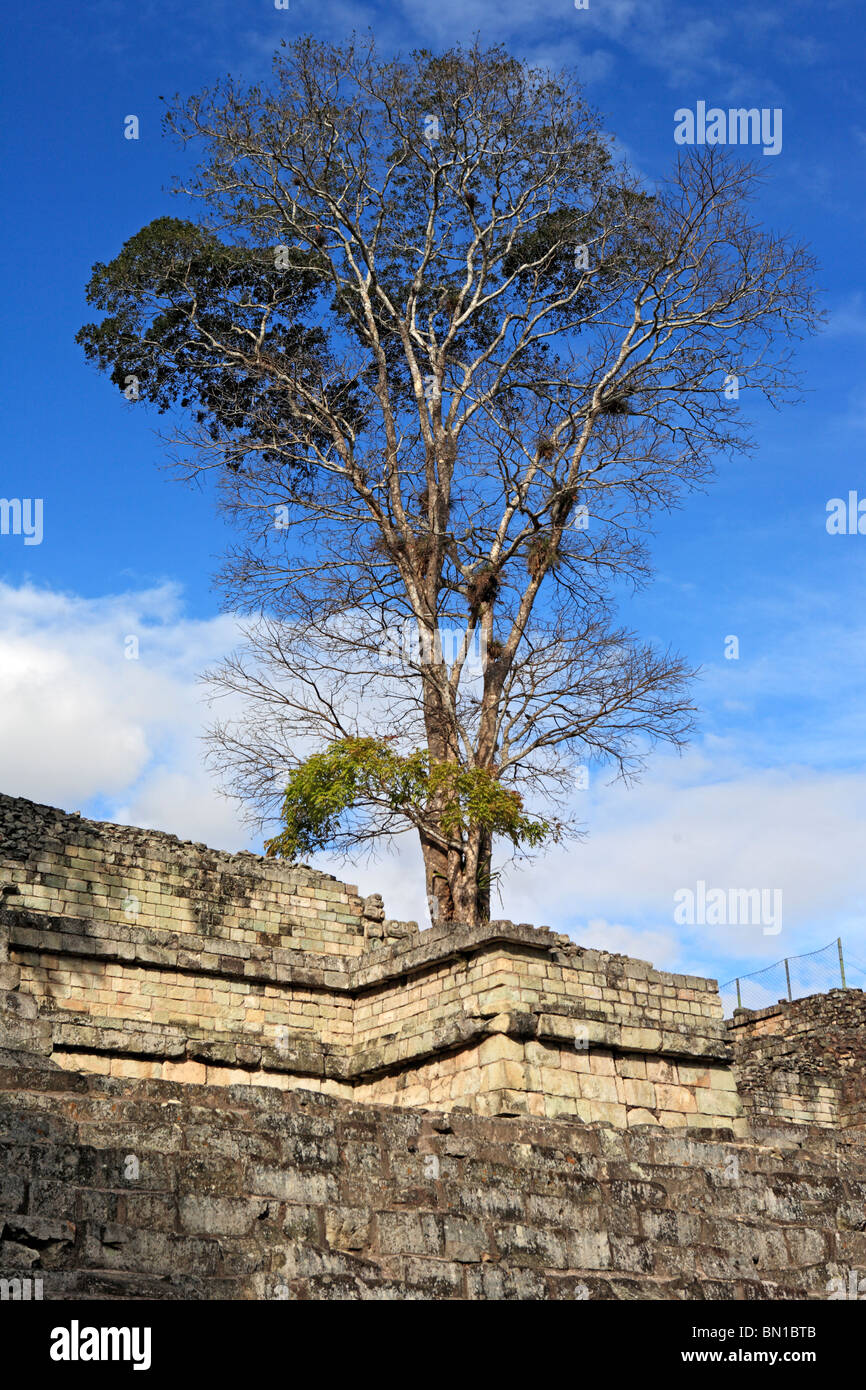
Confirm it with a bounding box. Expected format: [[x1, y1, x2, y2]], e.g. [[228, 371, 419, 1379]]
[[77, 36, 821, 927]]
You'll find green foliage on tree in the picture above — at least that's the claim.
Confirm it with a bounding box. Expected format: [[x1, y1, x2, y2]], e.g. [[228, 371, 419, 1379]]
[[264, 737, 552, 861], [76, 215, 362, 464]]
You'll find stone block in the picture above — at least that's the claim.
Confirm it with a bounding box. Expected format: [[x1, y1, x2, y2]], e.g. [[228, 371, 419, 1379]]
[[626, 1107, 659, 1127], [655, 1083, 697, 1114], [577, 1073, 620, 1105], [623, 1079, 656, 1110], [477, 1034, 525, 1065], [619, 1027, 662, 1053], [695, 1088, 742, 1118]]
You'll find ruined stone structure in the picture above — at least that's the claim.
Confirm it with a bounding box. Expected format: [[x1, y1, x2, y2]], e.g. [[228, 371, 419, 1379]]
[[2, 791, 866, 1300]]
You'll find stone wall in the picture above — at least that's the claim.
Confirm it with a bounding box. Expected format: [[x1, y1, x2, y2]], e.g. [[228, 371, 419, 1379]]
[[729, 990, 866, 1130], [4, 792, 866, 1301], [0, 791, 387, 958], [0, 794, 743, 1131], [1, 1039, 865, 1300]]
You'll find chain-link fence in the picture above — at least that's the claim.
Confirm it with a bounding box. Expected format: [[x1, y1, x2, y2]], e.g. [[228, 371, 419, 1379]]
[[719, 938, 866, 1016]]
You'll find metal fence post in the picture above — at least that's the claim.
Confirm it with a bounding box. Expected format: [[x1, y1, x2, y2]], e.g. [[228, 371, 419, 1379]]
[[721, 938, 863, 1017]]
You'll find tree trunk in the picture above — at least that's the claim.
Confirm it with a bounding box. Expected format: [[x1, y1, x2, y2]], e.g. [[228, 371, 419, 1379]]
[[419, 823, 491, 929], [419, 827, 455, 926], [475, 828, 492, 922]]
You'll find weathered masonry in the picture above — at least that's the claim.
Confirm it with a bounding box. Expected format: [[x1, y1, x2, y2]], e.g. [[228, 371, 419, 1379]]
[[2, 791, 866, 1299]]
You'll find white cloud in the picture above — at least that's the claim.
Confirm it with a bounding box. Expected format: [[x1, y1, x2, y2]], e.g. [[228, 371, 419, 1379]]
[[0, 580, 251, 848], [824, 292, 866, 338], [112, 768, 249, 851], [495, 756, 866, 977], [564, 917, 682, 969]]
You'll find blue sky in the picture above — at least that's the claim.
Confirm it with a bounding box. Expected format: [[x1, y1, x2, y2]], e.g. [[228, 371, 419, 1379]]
[[2, 0, 865, 999]]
